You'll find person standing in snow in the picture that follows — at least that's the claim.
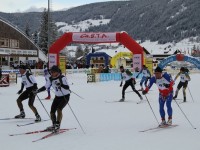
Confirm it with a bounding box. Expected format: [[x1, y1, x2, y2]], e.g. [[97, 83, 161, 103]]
[[119, 66, 143, 102], [15, 65, 41, 122], [35, 65, 70, 132], [136, 65, 151, 91], [43, 65, 51, 99], [142, 66, 174, 126], [173, 67, 191, 102]]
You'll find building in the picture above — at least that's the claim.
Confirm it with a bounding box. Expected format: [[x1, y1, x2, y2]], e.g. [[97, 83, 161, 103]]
[[0, 17, 47, 68]]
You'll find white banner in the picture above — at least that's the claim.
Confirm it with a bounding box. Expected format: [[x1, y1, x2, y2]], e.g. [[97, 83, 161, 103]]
[[49, 53, 57, 68], [72, 32, 116, 43], [133, 54, 142, 71]]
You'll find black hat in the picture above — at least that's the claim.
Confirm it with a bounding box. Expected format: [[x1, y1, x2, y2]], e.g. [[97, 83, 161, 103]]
[[50, 65, 60, 72], [154, 66, 162, 73], [180, 67, 185, 71], [19, 65, 26, 70], [120, 66, 124, 69]]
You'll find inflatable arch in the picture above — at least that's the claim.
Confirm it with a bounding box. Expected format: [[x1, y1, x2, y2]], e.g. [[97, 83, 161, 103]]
[[158, 54, 200, 70], [110, 52, 133, 68], [48, 32, 144, 69]]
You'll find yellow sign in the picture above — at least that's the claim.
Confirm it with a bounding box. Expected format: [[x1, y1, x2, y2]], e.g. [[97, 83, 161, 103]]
[[145, 55, 153, 75], [59, 56, 66, 75]]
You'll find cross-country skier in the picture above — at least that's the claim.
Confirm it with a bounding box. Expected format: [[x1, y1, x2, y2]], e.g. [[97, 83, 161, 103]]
[[136, 65, 151, 91], [35, 65, 70, 132], [119, 66, 143, 102], [15, 65, 41, 122], [43, 65, 51, 99], [173, 67, 191, 102], [142, 66, 174, 126]]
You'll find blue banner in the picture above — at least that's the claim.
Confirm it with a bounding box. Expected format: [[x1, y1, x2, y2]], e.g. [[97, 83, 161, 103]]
[[99, 72, 141, 82]]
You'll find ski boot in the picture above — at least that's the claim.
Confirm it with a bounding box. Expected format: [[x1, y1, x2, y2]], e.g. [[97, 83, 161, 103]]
[[46, 125, 55, 131], [167, 119, 172, 125], [35, 114, 41, 122], [53, 122, 60, 133], [45, 96, 51, 100], [15, 111, 25, 119], [119, 98, 125, 102], [159, 119, 167, 127], [183, 97, 186, 102]]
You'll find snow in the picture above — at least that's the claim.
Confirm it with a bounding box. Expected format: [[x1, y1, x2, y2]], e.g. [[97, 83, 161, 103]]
[[140, 39, 199, 55], [56, 18, 111, 32], [0, 72, 200, 149]]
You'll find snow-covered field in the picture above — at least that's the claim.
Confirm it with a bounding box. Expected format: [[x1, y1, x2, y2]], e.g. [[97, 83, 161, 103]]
[[0, 73, 200, 150]]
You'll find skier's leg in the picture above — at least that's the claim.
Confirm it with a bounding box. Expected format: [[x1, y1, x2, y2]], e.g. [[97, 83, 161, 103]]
[[130, 83, 142, 99], [159, 95, 166, 120], [122, 82, 129, 99]]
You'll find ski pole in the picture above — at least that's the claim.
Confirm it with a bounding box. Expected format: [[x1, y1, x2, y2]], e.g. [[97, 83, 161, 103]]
[[71, 90, 84, 100], [36, 95, 51, 119], [174, 99, 196, 129], [144, 95, 159, 125], [59, 89, 85, 134], [187, 86, 195, 102]]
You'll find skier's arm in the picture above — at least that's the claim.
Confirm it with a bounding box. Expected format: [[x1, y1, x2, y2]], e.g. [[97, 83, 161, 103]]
[[136, 69, 142, 78], [17, 83, 24, 94], [174, 72, 181, 82], [36, 86, 46, 93], [35, 78, 51, 94], [142, 77, 156, 94], [147, 69, 151, 78], [120, 73, 123, 87], [185, 73, 191, 81], [59, 77, 70, 90]]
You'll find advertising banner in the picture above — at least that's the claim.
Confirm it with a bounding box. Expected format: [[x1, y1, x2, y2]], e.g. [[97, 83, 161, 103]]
[[72, 32, 116, 43], [59, 56, 66, 74], [49, 53, 57, 68], [133, 54, 142, 71], [145, 55, 153, 75]]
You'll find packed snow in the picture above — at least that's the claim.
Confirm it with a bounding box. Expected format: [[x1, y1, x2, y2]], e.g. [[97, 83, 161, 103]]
[[0, 72, 200, 150]]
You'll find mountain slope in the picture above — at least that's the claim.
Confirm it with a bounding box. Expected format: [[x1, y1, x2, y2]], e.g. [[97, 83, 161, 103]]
[[0, 0, 200, 43]]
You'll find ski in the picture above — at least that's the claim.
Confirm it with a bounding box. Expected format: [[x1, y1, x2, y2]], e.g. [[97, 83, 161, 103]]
[[16, 119, 50, 127], [139, 124, 178, 132], [0, 117, 34, 120], [105, 100, 121, 103], [105, 100, 143, 104], [32, 128, 75, 142], [105, 100, 131, 103], [136, 100, 146, 104], [137, 89, 152, 92], [9, 128, 76, 136]]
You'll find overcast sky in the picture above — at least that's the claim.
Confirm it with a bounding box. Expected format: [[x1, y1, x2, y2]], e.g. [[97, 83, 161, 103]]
[[0, 0, 120, 13]]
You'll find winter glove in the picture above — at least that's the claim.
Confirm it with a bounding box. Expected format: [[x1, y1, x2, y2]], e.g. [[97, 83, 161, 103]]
[[17, 90, 23, 95], [31, 89, 38, 96], [37, 86, 46, 94], [136, 75, 139, 79], [120, 82, 123, 87], [142, 87, 149, 95]]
